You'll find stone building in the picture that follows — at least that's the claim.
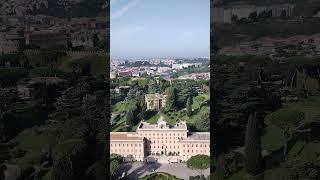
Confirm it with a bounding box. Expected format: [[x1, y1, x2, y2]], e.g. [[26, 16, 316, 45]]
[[0, 32, 24, 54], [110, 132, 145, 161], [110, 116, 210, 162], [145, 93, 167, 110], [24, 31, 69, 49]]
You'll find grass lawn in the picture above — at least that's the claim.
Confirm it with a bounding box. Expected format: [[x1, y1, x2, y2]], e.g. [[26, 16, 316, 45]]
[[9, 128, 49, 165], [262, 95, 320, 152], [261, 122, 283, 151]]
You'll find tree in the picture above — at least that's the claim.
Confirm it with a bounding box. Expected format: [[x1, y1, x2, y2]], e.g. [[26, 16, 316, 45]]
[[196, 108, 210, 131], [125, 111, 133, 127], [280, 10, 287, 19], [249, 11, 258, 22], [165, 87, 178, 111], [231, 15, 238, 23], [244, 112, 263, 175], [187, 155, 210, 175], [110, 154, 122, 178], [186, 96, 192, 117], [268, 109, 311, 155], [214, 154, 225, 180], [51, 155, 74, 180], [110, 159, 120, 178], [92, 34, 99, 48]]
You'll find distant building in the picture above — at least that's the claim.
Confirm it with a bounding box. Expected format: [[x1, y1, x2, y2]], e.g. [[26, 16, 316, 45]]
[[145, 93, 167, 110], [115, 86, 131, 94], [110, 71, 117, 79], [212, 3, 295, 24], [110, 116, 210, 162], [25, 31, 69, 49], [0, 31, 25, 54], [17, 77, 67, 100], [172, 63, 202, 70]]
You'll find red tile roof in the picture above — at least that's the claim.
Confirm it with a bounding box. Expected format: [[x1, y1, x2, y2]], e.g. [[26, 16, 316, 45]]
[[110, 132, 143, 141]]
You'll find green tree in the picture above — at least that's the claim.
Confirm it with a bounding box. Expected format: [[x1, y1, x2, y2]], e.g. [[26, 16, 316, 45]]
[[92, 34, 99, 48], [125, 110, 133, 128], [187, 155, 210, 175], [186, 96, 192, 117], [165, 87, 178, 111], [195, 108, 210, 132], [110, 159, 120, 178], [214, 154, 225, 180], [51, 155, 74, 180], [268, 109, 310, 155], [244, 112, 263, 175]]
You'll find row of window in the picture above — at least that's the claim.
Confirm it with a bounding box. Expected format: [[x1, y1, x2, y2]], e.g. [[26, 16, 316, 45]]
[[143, 132, 184, 137], [182, 149, 209, 154], [149, 140, 176, 144], [111, 143, 142, 147], [112, 149, 142, 153], [182, 144, 208, 148]]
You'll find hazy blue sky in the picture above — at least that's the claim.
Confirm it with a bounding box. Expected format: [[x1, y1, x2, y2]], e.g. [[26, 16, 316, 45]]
[[111, 0, 210, 59]]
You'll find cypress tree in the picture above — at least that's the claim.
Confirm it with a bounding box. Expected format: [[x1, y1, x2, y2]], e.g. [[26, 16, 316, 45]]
[[165, 87, 178, 111], [244, 112, 263, 175], [214, 154, 225, 180], [125, 111, 133, 127], [186, 96, 192, 117]]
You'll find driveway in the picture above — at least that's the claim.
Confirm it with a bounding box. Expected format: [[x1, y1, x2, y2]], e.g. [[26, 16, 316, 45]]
[[118, 161, 210, 180]]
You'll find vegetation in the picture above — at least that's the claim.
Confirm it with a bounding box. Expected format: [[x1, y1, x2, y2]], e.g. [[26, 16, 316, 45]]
[[0, 51, 107, 179], [187, 155, 210, 172], [111, 77, 210, 132], [244, 113, 262, 175], [139, 172, 182, 180], [213, 53, 320, 179]]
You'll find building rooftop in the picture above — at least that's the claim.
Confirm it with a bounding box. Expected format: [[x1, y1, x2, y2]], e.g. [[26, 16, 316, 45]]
[[181, 132, 210, 142], [137, 116, 187, 131], [110, 132, 143, 141], [145, 93, 166, 100]]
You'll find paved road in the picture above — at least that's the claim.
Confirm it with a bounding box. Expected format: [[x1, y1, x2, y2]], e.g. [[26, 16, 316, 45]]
[[118, 162, 210, 180]]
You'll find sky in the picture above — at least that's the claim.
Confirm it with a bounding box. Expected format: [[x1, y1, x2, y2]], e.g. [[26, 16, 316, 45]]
[[111, 0, 210, 59]]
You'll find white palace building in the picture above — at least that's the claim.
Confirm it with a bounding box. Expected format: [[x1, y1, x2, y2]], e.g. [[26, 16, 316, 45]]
[[110, 116, 210, 162]]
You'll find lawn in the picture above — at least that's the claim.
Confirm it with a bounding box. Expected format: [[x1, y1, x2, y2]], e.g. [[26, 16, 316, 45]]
[[262, 95, 320, 152], [9, 128, 49, 165]]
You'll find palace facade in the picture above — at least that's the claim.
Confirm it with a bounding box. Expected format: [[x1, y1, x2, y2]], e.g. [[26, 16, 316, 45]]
[[110, 116, 210, 162], [145, 93, 167, 110]]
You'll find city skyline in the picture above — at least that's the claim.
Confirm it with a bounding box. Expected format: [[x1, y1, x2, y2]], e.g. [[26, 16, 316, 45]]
[[111, 0, 210, 59]]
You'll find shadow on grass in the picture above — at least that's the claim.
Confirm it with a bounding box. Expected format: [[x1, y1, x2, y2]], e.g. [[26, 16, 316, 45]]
[[145, 111, 158, 120]]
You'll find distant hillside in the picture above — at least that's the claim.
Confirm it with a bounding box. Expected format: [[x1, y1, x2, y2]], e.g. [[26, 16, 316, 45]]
[[27, 0, 108, 18]]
